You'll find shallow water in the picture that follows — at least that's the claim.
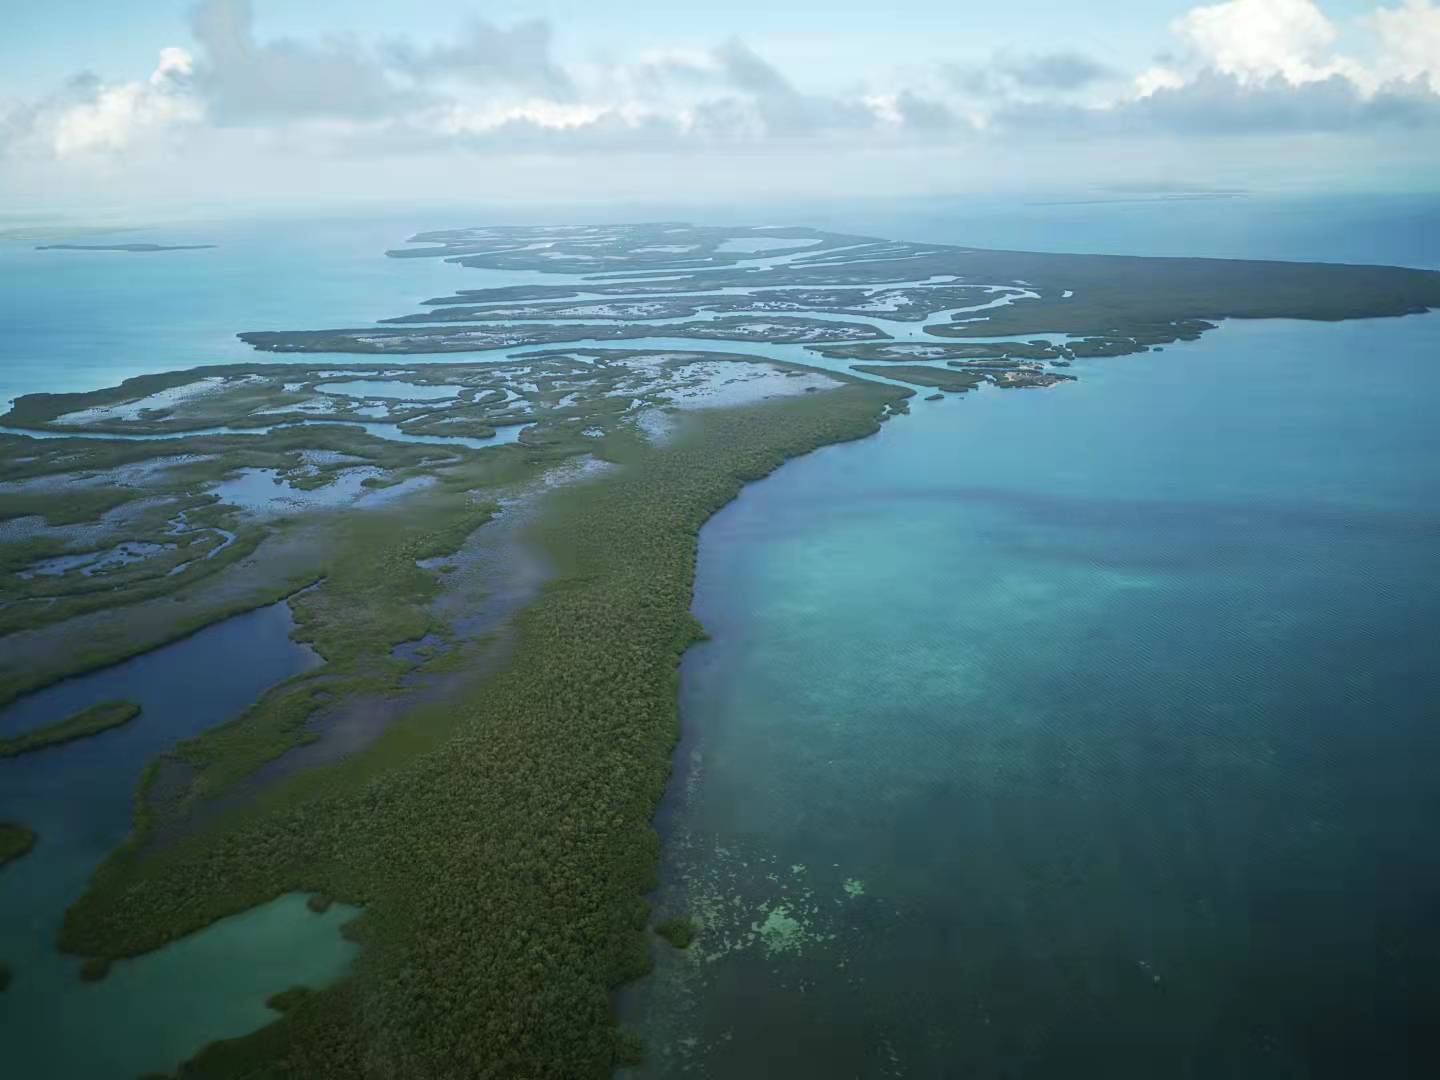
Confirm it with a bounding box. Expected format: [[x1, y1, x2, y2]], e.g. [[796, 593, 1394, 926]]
[[208, 466, 433, 516], [715, 237, 822, 254], [229, 457, 603, 790], [0, 416, 525, 451], [318, 379, 466, 400], [623, 313, 1440, 1079], [0, 218, 865, 408], [0, 600, 359, 1079]]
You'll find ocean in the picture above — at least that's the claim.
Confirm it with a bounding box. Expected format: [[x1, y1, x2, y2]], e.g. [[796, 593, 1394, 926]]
[[2, 191, 1436, 1077], [621, 197, 1440, 1078]]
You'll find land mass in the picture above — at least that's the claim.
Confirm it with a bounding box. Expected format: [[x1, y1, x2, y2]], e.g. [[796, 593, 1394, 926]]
[[239, 315, 887, 354], [238, 222, 1440, 363], [3, 221, 1438, 1080], [35, 243, 216, 253], [0, 699, 140, 758], [0, 822, 37, 867]]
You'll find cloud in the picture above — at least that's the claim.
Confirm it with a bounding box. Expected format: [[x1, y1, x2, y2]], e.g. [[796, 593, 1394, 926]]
[[714, 38, 795, 98], [188, 0, 415, 123], [0, 51, 200, 160], [1137, 69, 1440, 131], [1173, 0, 1344, 83], [54, 56, 200, 156], [944, 51, 1115, 96], [1001, 52, 1116, 90], [383, 17, 574, 100], [1106, 0, 1440, 133], [893, 91, 960, 130], [705, 39, 877, 136], [1370, 0, 1440, 89], [4, 0, 1440, 204], [999, 68, 1440, 135], [181, 2, 576, 125]]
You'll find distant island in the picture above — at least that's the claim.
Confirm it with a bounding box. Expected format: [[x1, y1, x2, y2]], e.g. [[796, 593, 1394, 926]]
[[34, 243, 216, 253]]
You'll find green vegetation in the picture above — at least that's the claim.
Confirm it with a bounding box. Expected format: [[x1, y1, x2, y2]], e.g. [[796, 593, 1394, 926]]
[[383, 284, 996, 325], [0, 700, 141, 758], [13, 222, 1440, 1078], [655, 916, 696, 949], [0, 484, 138, 525], [613, 1029, 645, 1067], [239, 315, 886, 355], [0, 822, 37, 867], [810, 341, 1060, 362], [430, 224, 1435, 320], [397, 411, 498, 440], [36, 243, 215, 253], [2, 361, 508, 434], [305, 895, 333, 914], [115, 488, 511, 833], [0, 408, 499, 705], [1065, 336, 1159, 357], [852, 365, 987, 392], [59, 379, 902, 1078], [363, 223, 1440, 366], [391, 222, 868, 274], [266, 986, 314, 1014]]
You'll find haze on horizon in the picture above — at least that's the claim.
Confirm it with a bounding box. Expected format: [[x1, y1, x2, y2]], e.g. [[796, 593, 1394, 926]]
[[1, 0, 1439, 216]]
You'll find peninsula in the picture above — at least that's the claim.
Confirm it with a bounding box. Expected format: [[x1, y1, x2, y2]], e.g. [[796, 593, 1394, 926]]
[[2, 222, 1437, 1079]]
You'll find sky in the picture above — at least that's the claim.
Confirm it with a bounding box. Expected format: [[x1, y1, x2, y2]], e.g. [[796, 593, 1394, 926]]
[[1, 0, 1437, 213]]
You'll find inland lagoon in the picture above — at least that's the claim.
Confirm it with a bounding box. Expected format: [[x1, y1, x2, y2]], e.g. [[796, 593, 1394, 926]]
[[0, 601, 361, 1078]]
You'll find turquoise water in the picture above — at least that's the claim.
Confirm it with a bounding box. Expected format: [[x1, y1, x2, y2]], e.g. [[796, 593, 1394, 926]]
[[4, 196, 1438, 1076], [7, 193, 1435, 411], [0, 216, 477, 408], [625, 313, 1440, 1078]]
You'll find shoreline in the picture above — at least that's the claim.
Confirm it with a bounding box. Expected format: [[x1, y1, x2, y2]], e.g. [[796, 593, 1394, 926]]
[[5, 221, 1439, 1077]]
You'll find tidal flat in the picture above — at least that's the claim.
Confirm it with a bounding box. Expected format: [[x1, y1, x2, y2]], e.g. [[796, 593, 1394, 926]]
[[2, 219, 1438, 1079]]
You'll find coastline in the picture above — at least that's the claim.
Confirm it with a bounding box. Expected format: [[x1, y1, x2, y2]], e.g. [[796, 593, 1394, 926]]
[[3, 218, 1438, 1076]]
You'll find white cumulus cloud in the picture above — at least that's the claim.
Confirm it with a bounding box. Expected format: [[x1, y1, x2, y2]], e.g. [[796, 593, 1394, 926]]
[[1371, 0, 1440, 88], [52, 48, 200, 157], [1172, 0, 1361, 85], [3, 0, 1440, 205]]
